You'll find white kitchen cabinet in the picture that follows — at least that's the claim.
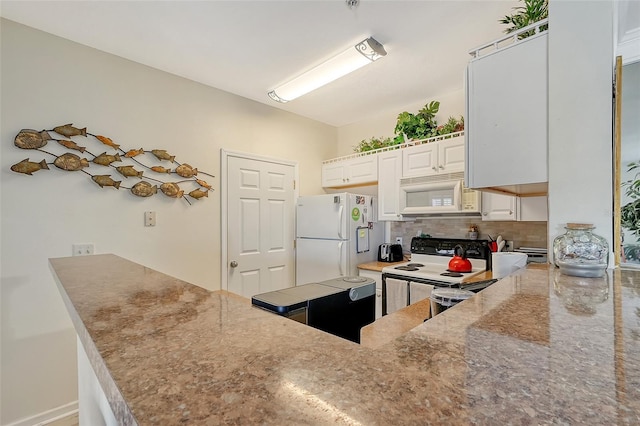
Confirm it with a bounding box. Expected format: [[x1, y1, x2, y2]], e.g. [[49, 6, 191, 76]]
[[322, 155, 378, 188], [377, 149, 404, 221], [482, 192, 548, 221], [481, 192, 517, 221], [402, 136, 464, 178], [358, 269, 383, 319], [466, 31, 548, 193]]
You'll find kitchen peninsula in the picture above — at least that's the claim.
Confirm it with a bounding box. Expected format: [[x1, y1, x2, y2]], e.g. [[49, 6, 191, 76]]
[[50, 254, 640, 425]]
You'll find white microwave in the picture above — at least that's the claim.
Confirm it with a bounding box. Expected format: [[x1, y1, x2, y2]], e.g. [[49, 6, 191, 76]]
[[399, 174, 481, 215]]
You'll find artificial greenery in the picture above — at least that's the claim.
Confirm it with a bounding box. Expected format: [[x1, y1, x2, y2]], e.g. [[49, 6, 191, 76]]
[[500, 0, 548, 39], [352, 100, 465, 152], [353, 136, 398, 152], [622, 161, 640, 239], [394, 100, 441, 140]]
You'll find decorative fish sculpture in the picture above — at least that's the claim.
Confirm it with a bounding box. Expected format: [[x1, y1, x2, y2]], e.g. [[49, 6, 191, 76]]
[[94, 135, 120, 151], [11, 158, 49, 175], [57, 139, 86, 153], [188, 188, 209, 200], [151, 149, 175, 163], [124, 148, 144, 158], [131, 181, 157, 197], [53, 153, 90, 171], [14, 129, 51, 149], [53, 123, 86, 138], [93, 152, 121, 166], [195, 179, 211, 190], [92, 175, 121, 189], [175, 163, 198, 178], [150, 166, 171, 174], [160, 182, 184, 198], [116, 165, 143, 178]]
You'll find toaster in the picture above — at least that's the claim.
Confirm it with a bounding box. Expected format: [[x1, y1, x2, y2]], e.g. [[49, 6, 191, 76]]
[[378, 243, 403, 262]]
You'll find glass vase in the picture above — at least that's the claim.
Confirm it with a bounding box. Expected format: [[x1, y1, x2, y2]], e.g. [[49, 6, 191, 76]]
[[552, 223, 609, 277]]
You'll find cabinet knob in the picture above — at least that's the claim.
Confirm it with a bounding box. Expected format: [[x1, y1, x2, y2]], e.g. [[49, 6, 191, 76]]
[[509, 210, 513, 215], [483, 212, 488, 216], [230, 261, 238, 268], [432, 166, 438, 171], [439, 165, 444, 169]]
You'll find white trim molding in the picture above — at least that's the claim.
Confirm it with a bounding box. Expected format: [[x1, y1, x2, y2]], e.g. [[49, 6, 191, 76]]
[[4, 401, 78, 426]]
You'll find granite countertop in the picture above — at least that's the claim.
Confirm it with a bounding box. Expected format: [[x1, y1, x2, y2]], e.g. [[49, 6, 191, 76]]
[[50, 254, 640, 424]]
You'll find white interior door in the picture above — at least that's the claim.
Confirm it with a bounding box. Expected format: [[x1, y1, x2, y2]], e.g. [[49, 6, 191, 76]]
[[223, 152, 296, 298]]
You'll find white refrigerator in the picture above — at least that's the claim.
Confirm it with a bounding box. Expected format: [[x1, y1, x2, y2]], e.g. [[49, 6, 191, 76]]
[[296, 193, 383, 285]]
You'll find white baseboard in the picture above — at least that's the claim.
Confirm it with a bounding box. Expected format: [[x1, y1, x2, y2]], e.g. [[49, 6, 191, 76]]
[[4, 401, 78, 426]]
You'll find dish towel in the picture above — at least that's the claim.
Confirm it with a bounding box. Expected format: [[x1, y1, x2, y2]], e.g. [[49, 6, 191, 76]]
[[385, 278, 408, 314], [409, 282, 434, 305]]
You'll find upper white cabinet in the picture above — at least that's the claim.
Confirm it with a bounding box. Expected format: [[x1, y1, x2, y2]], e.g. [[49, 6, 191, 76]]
[[482, 192, 548, 221], [466, 27, 548, 195], [377, 149, 405, 221], [322, 155, 378, 188], [481, 192, 517, 221], [402, 136, 464, 178]]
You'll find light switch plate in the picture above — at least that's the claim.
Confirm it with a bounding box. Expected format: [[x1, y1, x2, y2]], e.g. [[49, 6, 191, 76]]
[[145, 211, 156, 227]]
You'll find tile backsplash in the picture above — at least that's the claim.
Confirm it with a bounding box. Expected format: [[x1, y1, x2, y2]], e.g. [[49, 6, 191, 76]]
[[390, 218, 547, 253]]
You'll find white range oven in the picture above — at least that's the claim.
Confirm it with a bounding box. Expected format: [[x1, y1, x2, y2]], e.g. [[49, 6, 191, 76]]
[[381, 237, 493, 316]]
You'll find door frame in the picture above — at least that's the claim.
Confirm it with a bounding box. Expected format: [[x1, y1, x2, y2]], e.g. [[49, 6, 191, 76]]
[[220, 149, 299, 292]]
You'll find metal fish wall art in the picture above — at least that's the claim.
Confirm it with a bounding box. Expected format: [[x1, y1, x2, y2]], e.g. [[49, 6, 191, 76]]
[[131, 181, 157, 197], [9, 123, 214, 205], [150, 166, 171, 174], [11, 158, 49, 175], [116, 165, 143, 178], [93, 152, 121, 166], [54, 153, 90, 171], [92, 175, 121, 189], [151, 149, 175, 163], [188, 188, 209, 200], [53, 124, 86, 138], [175, 163, 197, 178], [14, 130, 51, 149], [125, 148, 144, 158], [57, 139, 86, 153], [160, 182, 183, 198], [94, 135, 120, 150]]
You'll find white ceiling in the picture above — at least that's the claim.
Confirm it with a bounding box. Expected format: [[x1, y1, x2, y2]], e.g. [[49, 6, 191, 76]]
[[2, 1, 639, 127], [0, 1, 544, 127]]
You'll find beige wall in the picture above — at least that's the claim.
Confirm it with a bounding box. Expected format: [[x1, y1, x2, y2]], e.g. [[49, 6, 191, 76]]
[[0, 19, 336, 424]]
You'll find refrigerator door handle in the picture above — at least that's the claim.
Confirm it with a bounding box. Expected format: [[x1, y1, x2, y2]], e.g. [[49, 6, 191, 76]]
[[338, 205, 344, 239], [338, 241, 344, 276]]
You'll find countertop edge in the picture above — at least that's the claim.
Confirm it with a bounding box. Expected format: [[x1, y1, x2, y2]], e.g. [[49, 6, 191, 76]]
[[49, 255, 138, 426]]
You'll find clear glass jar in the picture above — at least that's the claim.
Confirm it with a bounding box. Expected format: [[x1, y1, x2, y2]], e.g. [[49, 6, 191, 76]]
[[552, 223, 609, 277]]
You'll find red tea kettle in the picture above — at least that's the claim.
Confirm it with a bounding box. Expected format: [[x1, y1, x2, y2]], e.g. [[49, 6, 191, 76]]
[[448, 245, 473, 273]]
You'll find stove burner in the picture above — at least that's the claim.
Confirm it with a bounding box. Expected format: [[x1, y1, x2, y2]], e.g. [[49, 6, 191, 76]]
[[441, 272, 463, 277], [446, 269, 473, 274], [395, 266, 420, 271], [405, 263, 424, 267]]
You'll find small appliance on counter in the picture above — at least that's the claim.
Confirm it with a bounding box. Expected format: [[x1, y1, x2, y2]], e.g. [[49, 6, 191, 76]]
[[251, 276, 375, 343], [378, 243, 403, 262]]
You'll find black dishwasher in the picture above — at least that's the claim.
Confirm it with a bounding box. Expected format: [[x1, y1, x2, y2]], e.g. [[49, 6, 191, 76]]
[[251, 277, 375, 344]]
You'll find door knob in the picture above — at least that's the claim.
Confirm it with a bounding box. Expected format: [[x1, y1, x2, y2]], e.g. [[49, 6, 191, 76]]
[[230, 261, 238, 268]]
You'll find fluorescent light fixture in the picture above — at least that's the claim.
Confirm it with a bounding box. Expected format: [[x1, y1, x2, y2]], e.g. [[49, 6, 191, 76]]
[[268, 37, 387, 103]]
